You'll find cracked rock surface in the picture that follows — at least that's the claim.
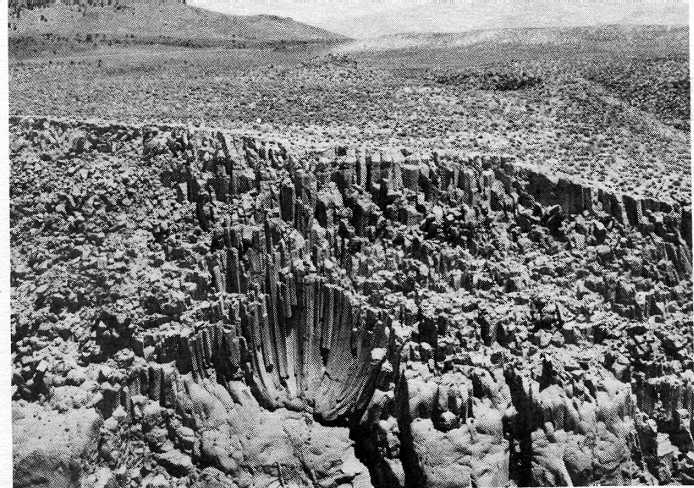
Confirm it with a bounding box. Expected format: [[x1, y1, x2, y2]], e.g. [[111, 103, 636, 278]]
[[11, 116, 693, 487]]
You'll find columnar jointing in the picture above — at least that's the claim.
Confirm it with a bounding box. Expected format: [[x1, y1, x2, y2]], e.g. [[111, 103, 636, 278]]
[[11, 117, 694, 488]]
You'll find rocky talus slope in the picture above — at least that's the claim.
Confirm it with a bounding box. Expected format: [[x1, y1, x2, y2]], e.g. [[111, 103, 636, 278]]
[[11, 117, 693, 487]]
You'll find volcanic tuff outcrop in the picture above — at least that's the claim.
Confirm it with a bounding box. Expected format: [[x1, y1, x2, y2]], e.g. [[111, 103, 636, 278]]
[[11, 116, 693, 487]]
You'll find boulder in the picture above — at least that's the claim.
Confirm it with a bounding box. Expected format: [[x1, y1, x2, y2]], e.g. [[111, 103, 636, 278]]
[[13, 405, 102, 488]]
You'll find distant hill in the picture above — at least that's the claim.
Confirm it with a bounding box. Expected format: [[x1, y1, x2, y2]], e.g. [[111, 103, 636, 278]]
[[185, 0, 689, 39], [319, 0, 689, 39], [9, 0, 346, 56], [333, 24, 689, 53]]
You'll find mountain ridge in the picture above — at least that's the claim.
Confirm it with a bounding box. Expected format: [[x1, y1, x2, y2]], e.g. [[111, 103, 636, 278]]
[[330, 2, 688, 39], [331, 24, 689, 53], [189, 0, 689, 39], [9, 0, 347, 46]]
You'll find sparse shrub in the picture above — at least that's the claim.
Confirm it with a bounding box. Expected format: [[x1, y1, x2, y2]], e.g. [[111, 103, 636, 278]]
[[433, 67, 543, 91]]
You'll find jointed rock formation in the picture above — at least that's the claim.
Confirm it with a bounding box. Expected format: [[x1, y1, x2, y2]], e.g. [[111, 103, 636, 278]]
[[11, 116, 693, 487]]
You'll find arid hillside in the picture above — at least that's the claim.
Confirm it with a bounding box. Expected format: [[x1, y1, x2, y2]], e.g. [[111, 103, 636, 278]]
[[9, 0, 346, 56]]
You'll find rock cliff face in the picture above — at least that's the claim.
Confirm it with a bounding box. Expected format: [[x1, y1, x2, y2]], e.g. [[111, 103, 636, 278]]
[[11, 116, 693, 487]]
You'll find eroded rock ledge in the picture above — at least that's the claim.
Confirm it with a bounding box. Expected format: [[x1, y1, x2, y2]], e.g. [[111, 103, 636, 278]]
[[11, 116, 693, 487]]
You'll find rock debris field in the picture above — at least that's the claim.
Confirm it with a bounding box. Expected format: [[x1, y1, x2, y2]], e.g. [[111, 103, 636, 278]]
[[11, 39, 691, 206], [10, 113, 693, 487]]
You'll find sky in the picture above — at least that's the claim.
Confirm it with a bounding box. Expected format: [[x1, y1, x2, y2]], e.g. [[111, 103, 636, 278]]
[[190, 0, 689, 38]]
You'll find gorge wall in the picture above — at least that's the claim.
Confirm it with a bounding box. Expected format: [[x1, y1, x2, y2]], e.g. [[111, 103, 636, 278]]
[[11, 116, 693, 487]]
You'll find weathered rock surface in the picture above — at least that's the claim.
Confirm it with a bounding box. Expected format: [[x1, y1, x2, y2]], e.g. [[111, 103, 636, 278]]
[[13, 404, 102, 488], [10, 117, 693, 487]]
